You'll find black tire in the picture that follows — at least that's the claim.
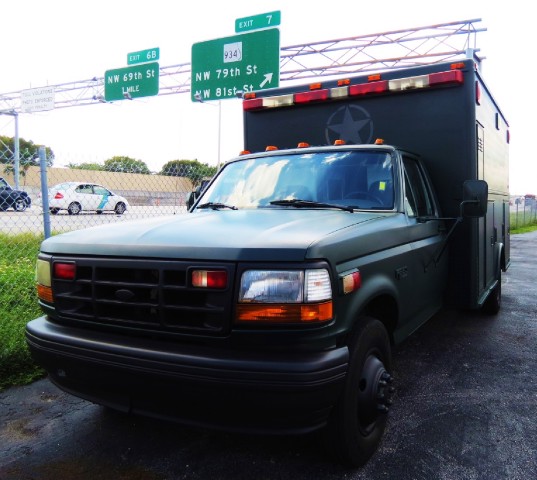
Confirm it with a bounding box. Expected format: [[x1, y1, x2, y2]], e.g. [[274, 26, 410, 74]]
[[324, 316, 393, 467], [68, 202, 81, 215], [482, 269, 501, 315], [114, 202, 126, 214], [50, 208, 60, 215], [96, 210, 103, 215], [14, 198, 27, 212]]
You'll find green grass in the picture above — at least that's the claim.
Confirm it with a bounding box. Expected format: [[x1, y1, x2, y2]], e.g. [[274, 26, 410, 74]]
[[0, 233, 45, 391], [510, 211, 537, 234]]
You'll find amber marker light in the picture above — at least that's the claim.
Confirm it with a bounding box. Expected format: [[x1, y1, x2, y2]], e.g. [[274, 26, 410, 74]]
[[342, 270, 362, 294], [236, 301, 333, 324], [37, 284, 54, 303]]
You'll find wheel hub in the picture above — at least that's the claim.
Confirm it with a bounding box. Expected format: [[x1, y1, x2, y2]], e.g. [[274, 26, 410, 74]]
[[357, 355, 394, 429]]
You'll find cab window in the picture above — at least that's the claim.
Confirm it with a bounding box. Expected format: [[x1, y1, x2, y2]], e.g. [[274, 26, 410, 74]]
[[403, 157, 435, 217]]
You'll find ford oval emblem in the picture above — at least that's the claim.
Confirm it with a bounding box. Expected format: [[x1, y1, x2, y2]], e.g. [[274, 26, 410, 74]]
[[115, 289, 135, 301]]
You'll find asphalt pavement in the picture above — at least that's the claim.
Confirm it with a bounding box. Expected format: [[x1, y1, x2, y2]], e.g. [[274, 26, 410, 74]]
[[0, 232, 536, 480]]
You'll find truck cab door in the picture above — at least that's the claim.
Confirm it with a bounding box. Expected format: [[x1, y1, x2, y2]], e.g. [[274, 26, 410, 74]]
[[399, 156, 448, 330]]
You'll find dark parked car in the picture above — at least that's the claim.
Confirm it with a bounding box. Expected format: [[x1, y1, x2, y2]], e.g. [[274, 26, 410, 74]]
[[0, 177, 31, 212]]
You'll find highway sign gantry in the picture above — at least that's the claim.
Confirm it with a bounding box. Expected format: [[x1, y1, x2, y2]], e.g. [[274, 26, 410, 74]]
[[104, 62, 159, 101], [191, 28, 280, 102]]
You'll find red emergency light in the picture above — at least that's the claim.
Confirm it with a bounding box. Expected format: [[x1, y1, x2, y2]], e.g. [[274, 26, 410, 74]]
[[243, 65, 466, 112]]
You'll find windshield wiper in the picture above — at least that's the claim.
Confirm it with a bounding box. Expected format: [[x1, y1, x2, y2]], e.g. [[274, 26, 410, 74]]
[[270, 199, 354, 213], [197, 202, 238, 210]]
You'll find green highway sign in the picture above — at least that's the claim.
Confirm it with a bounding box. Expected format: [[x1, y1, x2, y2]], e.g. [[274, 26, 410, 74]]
[[127, 47, 160, 65], [104, 62, 159, 101], [235, 11, 281, 33], [191, 28, 280, 102]]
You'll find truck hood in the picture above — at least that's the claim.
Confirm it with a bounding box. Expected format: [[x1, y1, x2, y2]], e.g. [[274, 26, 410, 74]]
[[40, 209, 400, 261]]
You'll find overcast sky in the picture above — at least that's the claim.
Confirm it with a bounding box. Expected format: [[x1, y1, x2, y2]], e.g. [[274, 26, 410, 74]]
[[1, 0, 534, 194]]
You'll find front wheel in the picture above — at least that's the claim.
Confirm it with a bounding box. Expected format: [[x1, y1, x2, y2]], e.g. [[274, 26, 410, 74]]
[[324, 316, 393, 467], [114, 202, 126, 214], [14, 198, 27, 212]]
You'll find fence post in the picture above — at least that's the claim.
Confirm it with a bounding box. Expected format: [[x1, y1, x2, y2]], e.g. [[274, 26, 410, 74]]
[[14, 112, 20, 190], [39, 146, 51, 239]]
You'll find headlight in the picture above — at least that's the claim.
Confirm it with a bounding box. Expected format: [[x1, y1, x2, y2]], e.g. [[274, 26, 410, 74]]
[[239, 269, 332, 303], [237, 269, 333, 325], [36, 259, 51, 286], [36, 258, 53, 303], [240, 270, 304, 303]]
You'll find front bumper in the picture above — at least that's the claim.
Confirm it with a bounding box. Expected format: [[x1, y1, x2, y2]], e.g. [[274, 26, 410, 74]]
[[26, 316, 348, 434]]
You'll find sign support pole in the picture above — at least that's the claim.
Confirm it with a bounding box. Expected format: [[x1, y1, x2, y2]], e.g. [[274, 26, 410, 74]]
[[0, 110, 20, 189]]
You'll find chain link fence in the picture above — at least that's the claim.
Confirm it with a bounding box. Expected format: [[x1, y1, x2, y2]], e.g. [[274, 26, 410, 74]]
[[1, 136, 214, 319], [511, 196, 537, 229]]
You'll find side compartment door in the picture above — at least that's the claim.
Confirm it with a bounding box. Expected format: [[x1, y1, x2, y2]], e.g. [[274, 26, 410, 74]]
[[477, 122, 496, 296]]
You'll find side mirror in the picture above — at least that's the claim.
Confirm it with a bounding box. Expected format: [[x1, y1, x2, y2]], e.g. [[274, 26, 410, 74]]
[[461, 180, 488, 218]]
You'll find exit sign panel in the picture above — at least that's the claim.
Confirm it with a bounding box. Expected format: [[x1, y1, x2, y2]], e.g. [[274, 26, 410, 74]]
[[104, 62, 159, 101], [191, 29, 280, 102], [235, 11, 281, 32]]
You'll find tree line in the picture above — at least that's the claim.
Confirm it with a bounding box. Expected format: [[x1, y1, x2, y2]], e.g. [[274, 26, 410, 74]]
[[0, 136, 216, 186]]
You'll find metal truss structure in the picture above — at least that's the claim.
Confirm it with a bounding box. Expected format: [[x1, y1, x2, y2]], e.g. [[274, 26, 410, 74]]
[[0, 19, 484, 113]]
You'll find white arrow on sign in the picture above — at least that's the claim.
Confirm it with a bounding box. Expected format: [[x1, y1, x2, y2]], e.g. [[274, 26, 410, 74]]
[[259, 73, 274, 89]]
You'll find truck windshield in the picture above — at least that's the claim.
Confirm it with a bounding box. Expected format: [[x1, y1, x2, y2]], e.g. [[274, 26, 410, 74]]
[[197, 150, 394, 210]]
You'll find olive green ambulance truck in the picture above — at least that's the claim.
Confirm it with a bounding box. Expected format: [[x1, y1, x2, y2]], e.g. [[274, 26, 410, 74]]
[[27, 58, 509, 466]]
